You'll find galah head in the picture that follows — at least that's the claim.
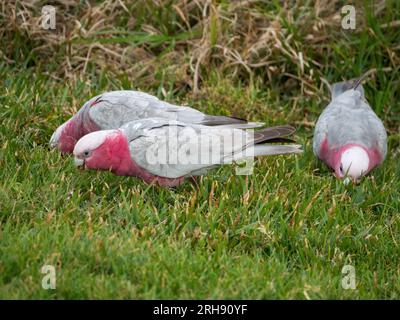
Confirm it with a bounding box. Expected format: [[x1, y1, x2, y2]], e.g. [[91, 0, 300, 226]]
[[335, 146, 370, 184], [49, 120, 78, 154], [73, 130, 121, 171]]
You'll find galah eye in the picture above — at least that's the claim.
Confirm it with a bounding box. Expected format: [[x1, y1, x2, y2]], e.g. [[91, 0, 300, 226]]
[[340, 164, 343, 174], [83, 150, 91, 157]]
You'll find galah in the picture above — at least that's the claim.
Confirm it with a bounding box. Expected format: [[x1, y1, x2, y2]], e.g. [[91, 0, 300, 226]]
[[313, 77, 387, 183], [73, 118, 302, 187], [50, 90, 263, 154]]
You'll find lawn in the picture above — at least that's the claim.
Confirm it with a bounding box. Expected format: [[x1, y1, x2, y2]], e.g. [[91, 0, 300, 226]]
[[0, 0, 399, 299]]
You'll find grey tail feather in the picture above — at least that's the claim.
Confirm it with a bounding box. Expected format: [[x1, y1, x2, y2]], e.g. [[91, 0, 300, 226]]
[[253, 144, 302, 157], [352, 72, 369, 90], [200, 115, 248, 126], [224, 144, 302, 163], [215, 121, 265, 129], [265, 137, 296, 143], [252, 125, 296, 145], [331, 77, 366, 99]]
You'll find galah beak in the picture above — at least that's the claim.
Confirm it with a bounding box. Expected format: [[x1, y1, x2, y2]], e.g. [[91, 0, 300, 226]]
[[343, 176, 361, 186], [49, 131, 59, 149], [74, 157, 85, 169], [49, 122, 66, 149]]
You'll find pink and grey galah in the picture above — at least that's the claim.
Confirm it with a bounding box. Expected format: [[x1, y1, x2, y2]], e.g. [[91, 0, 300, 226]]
[[50, 90, 263, 154], [73, 118, 302, 187], [313, 77, 387, 183]]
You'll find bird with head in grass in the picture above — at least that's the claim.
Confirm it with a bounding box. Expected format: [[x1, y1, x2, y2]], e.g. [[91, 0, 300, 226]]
[[50, 90, 263, 154], [73, 118, 302, 187], [313, 75, 387, 184]]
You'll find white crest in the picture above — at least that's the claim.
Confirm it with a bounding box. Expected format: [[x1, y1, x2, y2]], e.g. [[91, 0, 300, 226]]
[[73, 130, 119, 155]]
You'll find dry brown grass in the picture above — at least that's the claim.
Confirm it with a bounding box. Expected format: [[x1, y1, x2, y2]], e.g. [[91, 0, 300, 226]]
[[0, 0, 395, 97]]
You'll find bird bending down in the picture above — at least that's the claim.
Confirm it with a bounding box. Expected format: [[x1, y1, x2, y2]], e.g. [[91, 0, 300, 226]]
[[313, 76, 387, 184], [50, 90, 264, 154], [73, 118, 302, 187]]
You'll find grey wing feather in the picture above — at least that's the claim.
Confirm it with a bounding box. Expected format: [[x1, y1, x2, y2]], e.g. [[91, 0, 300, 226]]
[[87, 91, 205, 129], [123, 119, 301, 178], [86, 90, 259, 128], [121, 118, 250, 178], [252, 125, 296, 144], [313, 106, 331, 157]]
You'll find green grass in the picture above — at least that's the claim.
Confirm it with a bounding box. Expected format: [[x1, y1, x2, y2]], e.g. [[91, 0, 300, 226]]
[[0, 1, 399, 299]]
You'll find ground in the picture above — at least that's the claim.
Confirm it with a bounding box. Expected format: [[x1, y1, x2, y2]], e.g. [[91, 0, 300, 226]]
[[0, 0, 399, 299]]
